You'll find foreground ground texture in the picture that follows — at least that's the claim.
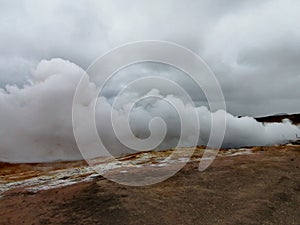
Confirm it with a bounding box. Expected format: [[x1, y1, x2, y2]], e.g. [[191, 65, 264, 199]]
[[0, 145, 299, 225]]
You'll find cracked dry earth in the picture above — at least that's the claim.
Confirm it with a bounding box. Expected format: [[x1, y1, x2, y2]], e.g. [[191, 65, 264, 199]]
[[0, 145, 300, 225]]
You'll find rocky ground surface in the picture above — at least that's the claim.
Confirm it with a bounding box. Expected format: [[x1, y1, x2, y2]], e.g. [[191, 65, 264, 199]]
[[0, 145, 299, 225]]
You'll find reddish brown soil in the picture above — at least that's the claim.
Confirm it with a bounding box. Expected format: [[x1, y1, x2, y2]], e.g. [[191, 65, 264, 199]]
[[0, 161, 88, 182], [0, 146, 299, 225]]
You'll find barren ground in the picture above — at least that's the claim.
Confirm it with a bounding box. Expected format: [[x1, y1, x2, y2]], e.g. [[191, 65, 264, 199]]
[[0, 145, 299, 225]]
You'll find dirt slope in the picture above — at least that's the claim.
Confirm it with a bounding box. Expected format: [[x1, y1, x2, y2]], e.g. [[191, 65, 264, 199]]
[[0, 146, 299, 225]]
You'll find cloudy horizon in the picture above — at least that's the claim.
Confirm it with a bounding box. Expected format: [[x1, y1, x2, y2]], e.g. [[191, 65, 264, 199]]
[[0, 0, 300, 163], [1, 0, 299, 116]]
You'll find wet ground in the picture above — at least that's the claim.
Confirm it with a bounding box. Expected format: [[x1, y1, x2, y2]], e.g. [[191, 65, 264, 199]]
[[0, 145, 299, 225]]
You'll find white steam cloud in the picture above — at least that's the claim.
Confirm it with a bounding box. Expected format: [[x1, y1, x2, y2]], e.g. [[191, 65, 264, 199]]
[[0, 58, 299, 163]]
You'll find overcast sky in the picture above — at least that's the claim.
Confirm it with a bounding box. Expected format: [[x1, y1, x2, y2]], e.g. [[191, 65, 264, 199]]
[[0, 0, 300, 116]]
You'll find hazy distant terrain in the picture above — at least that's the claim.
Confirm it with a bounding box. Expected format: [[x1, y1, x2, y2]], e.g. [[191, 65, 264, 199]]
[[256, 113, 300, 125]]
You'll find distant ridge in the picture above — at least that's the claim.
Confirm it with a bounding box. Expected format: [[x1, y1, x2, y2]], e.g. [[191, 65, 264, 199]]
[[255, 113, 300, 124]]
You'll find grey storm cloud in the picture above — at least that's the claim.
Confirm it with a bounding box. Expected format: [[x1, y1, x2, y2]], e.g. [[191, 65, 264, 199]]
[[0, 0, 300, 162], [0, 0, 299, 115]]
